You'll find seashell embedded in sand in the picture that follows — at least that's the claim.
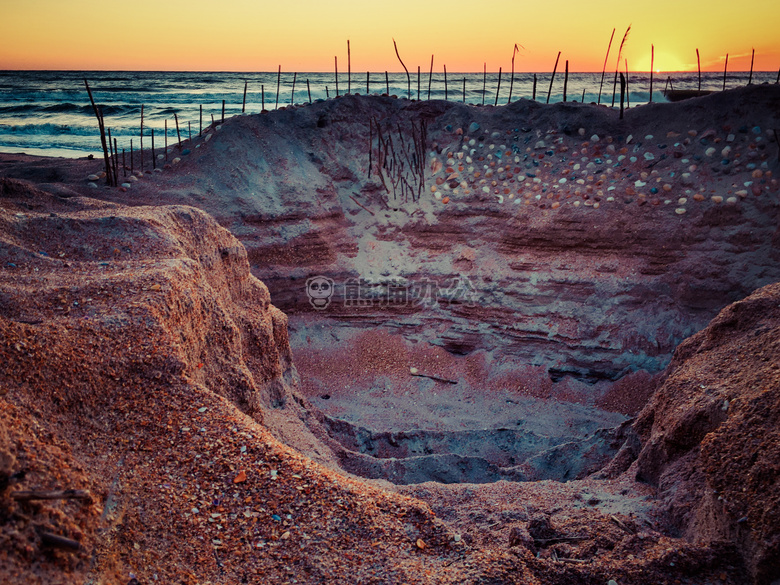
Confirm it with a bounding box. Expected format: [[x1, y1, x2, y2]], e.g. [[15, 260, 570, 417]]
[[726, 196, 738, 203], [675, 208, 687, 214]]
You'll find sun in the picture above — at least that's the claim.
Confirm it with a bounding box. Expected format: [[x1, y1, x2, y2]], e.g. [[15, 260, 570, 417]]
[[639, 50, 691, 73]]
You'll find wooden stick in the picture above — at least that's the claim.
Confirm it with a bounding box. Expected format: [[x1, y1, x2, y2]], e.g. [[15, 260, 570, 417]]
[[290, 72, 297, 105], [547, 51, 561, 104], [261, 85, 265, 111], [326, 86, 329, 98], [775, 130, 780, 162], [106, 127, 114, 186], [619, 72, 626, 119], [276, 65, 282, 107], [428, 54, 434, 100], [151, 128, 155, 169], [411, 372, 457, 384], [393, 38, 411, 98], [508, 44, 520, 104], [581, 88, 585, 102], [13, 489, 92, 502], [723, 53, 729, 90], [532, 74, 537, 100], [598, 28, 616, 105], [307, 79, 312, 103], [563, 60, 568, 102], [494, 66, 502, 106], [242, 81, 247, 113], [347, 40, 351, 94], [221, 99, 225, 123], [83, 80, 110, 184], [649, 45, 654, 102], [164, 119, 168, 160], [463, 77, 466, 103], [776, 67, 780, 84], [482, 62, 487, 105], [199, 104, 203, 136], [140, 104, 144, 172], [188, 121, 191, 142], [130, 139, 133, 174], [697, 48, 701, 93], [174, 112, 182, 149], [417, 66, 420, 99], [385, 71, 389, 95], [349, 194, 375, 216], [335, 57, 339, 96], [107, 127, 115, 183], [444, 64, 448, 101], [113, 137, 119, 182], [625, 58, 630, 107], [748, 48, 755, 85], [366, 71, 370, 94], [40, 532, 80, 551]]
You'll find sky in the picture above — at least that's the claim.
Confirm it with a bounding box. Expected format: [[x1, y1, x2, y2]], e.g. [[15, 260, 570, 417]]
[[2, 0, 779, 73]]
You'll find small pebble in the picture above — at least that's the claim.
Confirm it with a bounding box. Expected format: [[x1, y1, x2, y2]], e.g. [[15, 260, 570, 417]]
[[675, 208, 687, 215]]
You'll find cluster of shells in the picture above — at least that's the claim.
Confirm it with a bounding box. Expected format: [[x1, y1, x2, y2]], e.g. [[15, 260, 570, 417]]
[[428, 122, 777, 214]]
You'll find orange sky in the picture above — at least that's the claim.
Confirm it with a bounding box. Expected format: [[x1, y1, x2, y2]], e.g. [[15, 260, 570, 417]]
[[2, 0, 779, 73]]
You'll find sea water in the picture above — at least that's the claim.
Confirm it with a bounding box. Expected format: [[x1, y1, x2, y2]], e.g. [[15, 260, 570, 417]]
[[0, 69, 776, 159]]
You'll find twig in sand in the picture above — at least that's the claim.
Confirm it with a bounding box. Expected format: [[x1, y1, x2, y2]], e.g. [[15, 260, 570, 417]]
[[275, 66, 282, 109], [139, 104, 144, 172], [482, 63, 487, 105], [242, 80, 247, 113], [444, 64, 448, 101], [723, 53, 729, 90], [597, 28, 615, 105], [748, 48, 755, 85], [347, 40, 351, 94], [649, 45, 654, 102], [290, 72, 297, 105], [84, 80, 113, 186], [39, 531, 80, 551], [494, 67, 502, 106], [547, 51, 561, 104], [221, 99, 225, 124], [697, 48, 702, 93], [563, 60, 569, 102], [13, 489, 93, 503], [610, 515, 636, 534], [428, 55, 434, 100], [532, 74, 537, 100], [349, 194, 375, 216], [334, 57, 339, 96], [393, 39, 411, 99], [508, 44, 521, 104], [174, 112, 182, 149], [385, 71, 390, 95], [307, 79, 312, 103], [410, 372, 457, 384], [611, 25, 631, 107], [151, 128, 155, 169]]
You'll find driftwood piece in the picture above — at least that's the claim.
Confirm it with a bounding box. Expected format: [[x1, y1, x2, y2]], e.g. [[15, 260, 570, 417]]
[[40, 531, 80, 551], [410, 372, 457, 385], [12, 489, 93, 503]]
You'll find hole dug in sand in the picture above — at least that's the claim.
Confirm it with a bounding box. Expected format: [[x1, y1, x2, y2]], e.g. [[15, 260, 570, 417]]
[[291, 322, 645, 485]]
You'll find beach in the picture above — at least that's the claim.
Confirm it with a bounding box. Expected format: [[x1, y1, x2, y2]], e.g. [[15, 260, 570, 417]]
[[1, 84, 780, 584]]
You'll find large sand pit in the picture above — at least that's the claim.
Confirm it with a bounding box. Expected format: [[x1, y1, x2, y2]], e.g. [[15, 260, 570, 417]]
[[2, 85, 780, 583]]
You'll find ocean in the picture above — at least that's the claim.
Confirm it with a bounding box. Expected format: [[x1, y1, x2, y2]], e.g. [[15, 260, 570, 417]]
[[0, 69, 776, 159]]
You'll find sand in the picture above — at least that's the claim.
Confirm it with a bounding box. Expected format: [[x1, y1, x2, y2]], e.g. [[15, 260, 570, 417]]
[[1, 85, 780, 584]]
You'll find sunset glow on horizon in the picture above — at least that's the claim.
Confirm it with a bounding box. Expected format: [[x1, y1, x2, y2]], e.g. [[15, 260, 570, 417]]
[[2, 0, 779, 74]]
